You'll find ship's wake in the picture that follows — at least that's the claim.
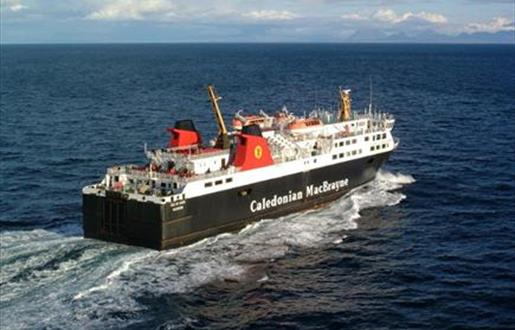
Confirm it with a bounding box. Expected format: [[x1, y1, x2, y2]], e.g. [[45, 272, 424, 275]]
[[0, 170, 414, 329]]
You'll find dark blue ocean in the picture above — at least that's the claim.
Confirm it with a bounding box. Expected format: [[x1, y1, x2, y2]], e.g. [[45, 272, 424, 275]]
[[1, 44, 514, 329]]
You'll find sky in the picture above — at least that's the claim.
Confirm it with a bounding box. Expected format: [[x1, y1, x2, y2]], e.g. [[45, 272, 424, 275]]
[[1, 0, 514, 43]]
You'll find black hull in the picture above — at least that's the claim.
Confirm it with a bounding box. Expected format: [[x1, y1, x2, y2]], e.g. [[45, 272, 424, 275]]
[[83, 152, 391, 250]]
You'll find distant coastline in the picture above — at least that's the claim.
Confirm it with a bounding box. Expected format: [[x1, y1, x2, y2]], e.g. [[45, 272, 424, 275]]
[[1, 41, 514, 46]]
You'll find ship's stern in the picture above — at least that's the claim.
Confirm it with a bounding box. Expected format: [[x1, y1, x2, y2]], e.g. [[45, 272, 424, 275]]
[[82, 187, 165, 249]]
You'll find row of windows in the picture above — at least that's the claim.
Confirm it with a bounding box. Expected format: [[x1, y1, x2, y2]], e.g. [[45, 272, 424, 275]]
[[205, 177, 233, 188], [332, 149, 362, 160], [161, 182, 178, 189], [335, 133, 387, 147], [141, 193, 184, 202], [364, 133, 387, 142], [370, 143, 389, 151], [126, 178, 179, 190], [334, 138, 357, 148]]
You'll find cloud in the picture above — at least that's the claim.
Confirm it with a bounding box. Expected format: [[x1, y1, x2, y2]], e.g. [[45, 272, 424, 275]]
[[86, 0, 175, 21], [1, 0, 27, 12], [2, 0, 513, 43], [464, 17, 515, 33], [242, 10, 297, 21], [373, 8, 447, 24], [341, 13, 366, 21]]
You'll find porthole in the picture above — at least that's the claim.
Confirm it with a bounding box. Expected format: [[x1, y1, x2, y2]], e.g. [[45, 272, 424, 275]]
[[238, 188, 252, 196]]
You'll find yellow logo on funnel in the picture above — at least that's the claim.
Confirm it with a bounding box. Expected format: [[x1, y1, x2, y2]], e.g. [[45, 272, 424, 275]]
[[254, 145, 263, 159]]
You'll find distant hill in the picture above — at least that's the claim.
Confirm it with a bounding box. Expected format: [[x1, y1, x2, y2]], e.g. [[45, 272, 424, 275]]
[[348, 29, 514, 44]]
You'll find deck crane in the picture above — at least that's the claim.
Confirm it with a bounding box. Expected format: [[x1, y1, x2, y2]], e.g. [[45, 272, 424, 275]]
[[207, 85, 231, 149]]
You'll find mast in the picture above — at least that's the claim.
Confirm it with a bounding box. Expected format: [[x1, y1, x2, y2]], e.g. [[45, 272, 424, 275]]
[[368, 76, 373, 114], [207, 84, 230, 149], [339, 88, 351, 121]]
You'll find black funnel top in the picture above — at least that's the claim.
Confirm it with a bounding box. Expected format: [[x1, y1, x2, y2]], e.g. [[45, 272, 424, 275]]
[[174, 119, 197, 132], [241, 124, 263, 137]]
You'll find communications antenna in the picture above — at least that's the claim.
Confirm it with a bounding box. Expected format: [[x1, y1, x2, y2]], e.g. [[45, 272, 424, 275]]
[[368, 75, 373, 114]]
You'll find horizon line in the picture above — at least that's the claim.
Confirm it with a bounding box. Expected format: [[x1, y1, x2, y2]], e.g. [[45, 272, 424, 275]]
[[1, 41, 514, 46]]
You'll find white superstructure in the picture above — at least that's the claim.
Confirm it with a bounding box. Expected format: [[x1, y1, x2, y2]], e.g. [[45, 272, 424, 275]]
[[83, 100, 397, 205]]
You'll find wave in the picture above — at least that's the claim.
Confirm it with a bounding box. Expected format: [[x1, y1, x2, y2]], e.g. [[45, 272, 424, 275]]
[[0, 170, 414, 329]]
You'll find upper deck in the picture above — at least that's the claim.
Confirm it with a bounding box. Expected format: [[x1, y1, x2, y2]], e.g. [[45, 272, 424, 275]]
[[92, 108, 394, 196], [83, 86, 396, 202]]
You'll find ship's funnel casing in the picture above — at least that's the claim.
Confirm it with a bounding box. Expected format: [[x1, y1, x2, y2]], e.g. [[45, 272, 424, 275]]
[[167, 120, 201, 148], [233, 125, 273, 170]]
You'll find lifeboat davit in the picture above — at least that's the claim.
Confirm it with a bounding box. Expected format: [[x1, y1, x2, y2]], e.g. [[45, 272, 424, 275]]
[[232, 115, 267, 130]]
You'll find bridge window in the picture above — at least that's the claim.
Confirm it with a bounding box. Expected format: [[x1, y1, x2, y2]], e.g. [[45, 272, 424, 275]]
[[215, 180, 223, 186]]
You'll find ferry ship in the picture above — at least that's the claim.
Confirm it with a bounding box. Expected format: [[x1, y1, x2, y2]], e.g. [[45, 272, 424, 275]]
[[82, 85, 397, 250]]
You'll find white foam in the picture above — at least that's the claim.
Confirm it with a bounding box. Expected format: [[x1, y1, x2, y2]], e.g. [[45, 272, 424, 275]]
[[332, 235, 348, 245], [0, 170, 414, 329], [257, 274, 269, 282], [73, 250, 155, 300]]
